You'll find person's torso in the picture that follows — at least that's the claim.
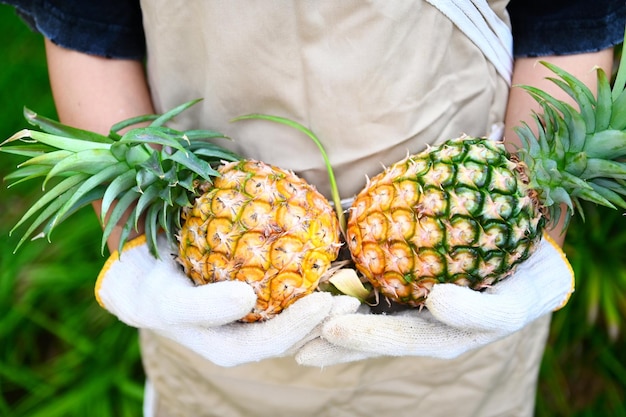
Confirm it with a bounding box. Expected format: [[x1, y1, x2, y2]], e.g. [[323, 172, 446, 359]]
[[140, 0, 510, 199], [135, 2, 548, 417]]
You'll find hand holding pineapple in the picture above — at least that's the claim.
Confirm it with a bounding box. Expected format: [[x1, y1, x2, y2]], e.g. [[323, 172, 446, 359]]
[[296, 235, 573, 366], [97, 234, 360, 367]]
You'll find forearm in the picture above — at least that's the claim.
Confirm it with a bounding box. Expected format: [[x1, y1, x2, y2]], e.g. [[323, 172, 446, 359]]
[[45, 39, 154, 133], [45, 40, 155, 251], [503, 48, 615, 245]]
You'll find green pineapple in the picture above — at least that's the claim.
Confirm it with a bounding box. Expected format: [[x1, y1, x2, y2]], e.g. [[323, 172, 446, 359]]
[[347, 61, 626, 307]]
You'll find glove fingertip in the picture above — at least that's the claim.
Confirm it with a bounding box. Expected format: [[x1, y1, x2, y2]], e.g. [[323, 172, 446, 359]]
[[425, 283, 479, 312], [285, 291, 334, 316], [330, 295, 363, 315], [321, 314, 364, 343], [295, 339, 368, 367]]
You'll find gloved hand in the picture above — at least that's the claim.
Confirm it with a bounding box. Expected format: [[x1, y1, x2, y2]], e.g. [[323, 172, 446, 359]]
[[95, 235, 346, 367], [296, 234, 574, 367]]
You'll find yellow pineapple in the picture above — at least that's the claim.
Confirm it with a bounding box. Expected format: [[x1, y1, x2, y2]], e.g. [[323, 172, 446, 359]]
[[178, 159, 340, 322], [1, 101, 341, 322]]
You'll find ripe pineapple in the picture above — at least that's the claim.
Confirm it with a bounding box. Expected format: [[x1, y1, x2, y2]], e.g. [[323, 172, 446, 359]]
[[347, 61, 626, 307], [178, 159, 340, 322], [1, 100, 341, 322]]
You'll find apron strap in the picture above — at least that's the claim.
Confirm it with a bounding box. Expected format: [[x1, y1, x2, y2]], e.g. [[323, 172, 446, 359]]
[[425, 0, 513, 84]]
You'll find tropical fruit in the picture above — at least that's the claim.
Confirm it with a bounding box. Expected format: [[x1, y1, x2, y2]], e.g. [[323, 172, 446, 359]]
[[1, 101, 341, 322], [346, 61, 626, 307], [177, 159, 341, 321]]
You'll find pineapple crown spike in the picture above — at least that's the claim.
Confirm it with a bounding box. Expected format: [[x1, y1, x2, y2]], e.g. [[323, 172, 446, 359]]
[[512, 42, 626, 230], [1, 99, 240, 257]]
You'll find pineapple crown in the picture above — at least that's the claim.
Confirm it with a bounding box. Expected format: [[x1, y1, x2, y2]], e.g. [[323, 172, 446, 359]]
[[1, 99, 240, 257], [514, 56, 626, 229]]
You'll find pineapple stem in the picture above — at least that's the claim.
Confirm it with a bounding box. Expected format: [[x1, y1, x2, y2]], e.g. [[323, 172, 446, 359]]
[[231, 114, 346, 234]]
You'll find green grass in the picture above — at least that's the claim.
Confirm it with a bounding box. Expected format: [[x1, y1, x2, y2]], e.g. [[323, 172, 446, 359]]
[[0, 3, 625, 417], [536, 203, 626, 417], [0, 5, 144, 416]]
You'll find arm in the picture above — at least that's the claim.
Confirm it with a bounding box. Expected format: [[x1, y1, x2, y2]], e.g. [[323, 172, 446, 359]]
[[503, 48, 615, 245], [45, 39, 155, 251]]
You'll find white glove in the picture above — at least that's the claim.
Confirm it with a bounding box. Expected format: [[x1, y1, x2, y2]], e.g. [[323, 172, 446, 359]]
[[96, 235, 340, 367], [296, 235, 574, 366]]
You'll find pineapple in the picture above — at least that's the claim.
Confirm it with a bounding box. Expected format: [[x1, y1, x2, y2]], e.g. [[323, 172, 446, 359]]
[[346, 61, 626, 307], [178, 159, 340, 322], [1, 100, 341, 322]]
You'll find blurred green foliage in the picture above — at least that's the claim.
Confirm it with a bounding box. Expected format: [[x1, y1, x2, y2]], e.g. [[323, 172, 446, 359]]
[[0, 3, 624, 417], [0, 5, 144, 416]]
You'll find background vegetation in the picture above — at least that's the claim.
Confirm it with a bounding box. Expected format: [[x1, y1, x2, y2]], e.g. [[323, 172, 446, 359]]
[[0, 4, 624, 416], [0, 5, 144, 416]]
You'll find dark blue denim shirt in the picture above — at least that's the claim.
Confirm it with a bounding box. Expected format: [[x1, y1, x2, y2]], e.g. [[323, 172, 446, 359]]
[[3, 0, 626, 59], [4, 0, 145, 59], [508, 0, 626, 57]]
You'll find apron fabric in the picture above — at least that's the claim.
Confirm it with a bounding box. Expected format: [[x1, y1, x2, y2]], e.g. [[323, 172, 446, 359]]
[[137, 1, 551, 416]]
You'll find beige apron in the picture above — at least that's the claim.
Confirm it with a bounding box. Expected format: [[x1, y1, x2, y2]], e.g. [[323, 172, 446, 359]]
[[137, 1, 552, 416]]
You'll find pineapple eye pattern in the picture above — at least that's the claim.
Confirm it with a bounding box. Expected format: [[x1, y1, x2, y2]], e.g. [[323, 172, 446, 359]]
[[347, 137, 544, 307]]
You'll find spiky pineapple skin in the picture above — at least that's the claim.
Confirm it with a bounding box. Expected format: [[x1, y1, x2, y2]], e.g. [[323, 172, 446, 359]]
[[178, 159, 341, 322], [347, 136, 545, 307]]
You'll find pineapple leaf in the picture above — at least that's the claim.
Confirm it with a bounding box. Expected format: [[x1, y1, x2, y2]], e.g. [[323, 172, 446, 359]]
[[42, 186, 107, 242], [582, 158, 626, 179], [11, 184, 80, 252], [109, 114, 160, 138], [542, 104, 572, 159], [565, 152, 587, 178], [144, 204, 161, 258], [158, 184, 174, 206], [49, 162, 127, 231], [542, 61, 596, 133], [118, 206, 140, 255], [151, 98, 203, 128], [514, 121, 540, 155], [520, 86, 587, 153], [184, 129, 231, 141], [4, 165, 50, 186], [18, 149, 73, 167], [9, 174, 88, 237], [101, 190, 141, 255], [137, 151, 166, 180], [588, 181, 626, 209], [609, 89, 626, 130], [43, 149, 119, 189], [23, 107, 113, 144], [612, 40, 626, 101], [2, 129, 111, 152], [188, 141, 240, 161], [133, 183, 161, 229], [177, 172, 196, 193], [595, 68, 613, 131], [546, 186, 574, 214], [583, 129, 626, 159], [592, 177, 626, 197], [172, 187, 192, 208], [157, 200, 170, 237], [167, 149, 219, 182], [0, 143, 55, 157], [118, 142, 153, 167], [572, 186, 616, 210], [101, 171, 137, 223], [119, 128, 189, 154]]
